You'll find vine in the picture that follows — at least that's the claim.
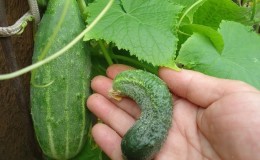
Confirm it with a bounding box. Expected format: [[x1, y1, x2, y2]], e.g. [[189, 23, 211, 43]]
[[0, 0, 114, 80]]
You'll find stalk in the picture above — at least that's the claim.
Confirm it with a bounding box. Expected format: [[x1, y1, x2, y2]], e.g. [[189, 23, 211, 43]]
[[0, 0, 114, 80]]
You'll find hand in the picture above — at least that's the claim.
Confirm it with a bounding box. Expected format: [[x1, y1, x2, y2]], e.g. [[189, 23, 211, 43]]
[[87, 64, 260, 160]]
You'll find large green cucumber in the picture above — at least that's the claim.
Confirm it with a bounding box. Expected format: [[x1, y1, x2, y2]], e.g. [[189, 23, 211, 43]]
[[111, 70, 173, 160], [30, 0, 91, 159]]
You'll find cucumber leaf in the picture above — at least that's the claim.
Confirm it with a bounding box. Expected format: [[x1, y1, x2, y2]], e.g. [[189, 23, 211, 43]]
[[176, 21, 260, 89], [176, 0, 207, 24], [173, 0, 198, 7], [193, 0, 250, 29], [84, 0, 183, 68], [180, 24, 224, 52]]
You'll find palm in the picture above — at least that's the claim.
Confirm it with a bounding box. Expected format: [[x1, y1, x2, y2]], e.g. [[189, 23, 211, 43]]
[[154, 97, 207, 160], [155, 91, 260, 160], [87, 64, 260, 160]]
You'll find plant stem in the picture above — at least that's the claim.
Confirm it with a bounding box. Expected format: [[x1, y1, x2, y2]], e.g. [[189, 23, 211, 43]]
[[111, 54, 157, 74], [77, 0, 88, 20], [178, 30, 192, 37], [0, 0, 114, 80], [177, 0, 205, 27], [238, 0, 242, 6], [250, 0, 257, 21], [98, 40, 113, 65]]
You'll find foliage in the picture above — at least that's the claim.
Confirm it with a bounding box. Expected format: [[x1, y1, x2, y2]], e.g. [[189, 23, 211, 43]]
[[85, 0, 260, 90], [84, 0, 183, 68], [177, 21, 260, 89], [79, 3, 260, 157]]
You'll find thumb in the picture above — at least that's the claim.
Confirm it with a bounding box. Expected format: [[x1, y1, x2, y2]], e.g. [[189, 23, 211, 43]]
[[158, 67, 257, 108]]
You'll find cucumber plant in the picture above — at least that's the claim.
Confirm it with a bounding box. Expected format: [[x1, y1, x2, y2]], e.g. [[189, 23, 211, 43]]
[[85, 0, 260, 90]]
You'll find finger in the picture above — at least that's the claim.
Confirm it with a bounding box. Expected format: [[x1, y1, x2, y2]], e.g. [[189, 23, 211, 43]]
[[106, 64, 134, 79], [158, 68, 259, 108], [92, 123, 123, 160], [87, 93, 135, 136], [91, 75, 141, 119]]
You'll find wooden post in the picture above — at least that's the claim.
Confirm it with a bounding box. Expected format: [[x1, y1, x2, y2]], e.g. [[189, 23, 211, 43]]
[[0, 0, 42, 159]]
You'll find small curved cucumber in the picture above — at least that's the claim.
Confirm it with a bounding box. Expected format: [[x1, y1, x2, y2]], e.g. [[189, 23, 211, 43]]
[[111, 70, 173, 160]]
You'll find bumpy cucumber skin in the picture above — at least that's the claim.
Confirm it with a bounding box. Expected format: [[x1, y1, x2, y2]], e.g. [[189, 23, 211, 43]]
[[30, 0, 91, 159], [112, 70, 173, 160]]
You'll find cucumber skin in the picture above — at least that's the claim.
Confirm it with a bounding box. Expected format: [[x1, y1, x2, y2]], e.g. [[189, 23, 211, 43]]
[[112, 70, 173, 160], [30, 0, 91, 159]]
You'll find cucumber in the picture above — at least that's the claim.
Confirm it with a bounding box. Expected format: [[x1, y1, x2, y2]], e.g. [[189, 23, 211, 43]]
[[30, 0, 91, 159], [111, 70, 173, 160]]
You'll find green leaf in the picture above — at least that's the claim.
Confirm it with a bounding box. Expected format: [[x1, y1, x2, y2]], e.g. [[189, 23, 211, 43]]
[[176, 21, 260, 89], [84, 0, 183, 68], [180, 24, 224, 52], [193, 0, 250, 29], [175, 0, 207, 24], [173, 0, 198, 7]]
